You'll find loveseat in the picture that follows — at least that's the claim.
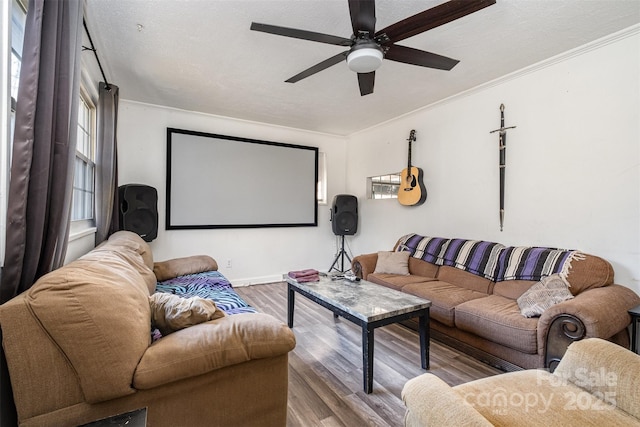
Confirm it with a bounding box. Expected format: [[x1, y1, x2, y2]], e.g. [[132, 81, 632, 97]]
[[352, 234, 639, 371], [0, 231, 296, 427], [402, 338, 640, 426]]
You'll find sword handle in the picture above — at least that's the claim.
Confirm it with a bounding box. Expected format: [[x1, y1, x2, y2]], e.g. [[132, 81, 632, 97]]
[[499, 104, 506, 165]]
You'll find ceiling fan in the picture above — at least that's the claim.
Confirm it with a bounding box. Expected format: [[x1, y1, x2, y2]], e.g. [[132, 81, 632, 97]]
[[250, 0, 496, 96]]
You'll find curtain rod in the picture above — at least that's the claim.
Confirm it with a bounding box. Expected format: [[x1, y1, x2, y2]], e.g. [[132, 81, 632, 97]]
[[82, 18, 111, 90]]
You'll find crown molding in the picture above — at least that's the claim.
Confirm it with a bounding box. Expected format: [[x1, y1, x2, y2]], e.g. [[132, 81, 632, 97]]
[[352, 24, 640, 137]]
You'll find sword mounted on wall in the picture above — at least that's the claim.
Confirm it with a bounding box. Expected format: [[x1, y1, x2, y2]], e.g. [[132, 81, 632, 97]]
[[489, 104, 516, 231]]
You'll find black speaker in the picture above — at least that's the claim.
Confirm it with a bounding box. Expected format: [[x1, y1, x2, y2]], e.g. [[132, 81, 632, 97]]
[[331, 194, 358, 236], [118, 184, 158, 242]]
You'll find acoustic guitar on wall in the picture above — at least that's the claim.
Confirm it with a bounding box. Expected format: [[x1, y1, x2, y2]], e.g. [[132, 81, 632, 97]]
[[398, 129, 427, 206]]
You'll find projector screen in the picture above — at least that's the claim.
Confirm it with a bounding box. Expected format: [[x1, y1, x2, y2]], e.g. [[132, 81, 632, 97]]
[[166, 128, 318, 229]]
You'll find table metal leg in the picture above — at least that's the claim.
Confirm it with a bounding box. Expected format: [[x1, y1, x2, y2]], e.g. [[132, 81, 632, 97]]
[[287, 286, 295, 328], [362, 326, 374, 393], [419, 312, 430, 369]]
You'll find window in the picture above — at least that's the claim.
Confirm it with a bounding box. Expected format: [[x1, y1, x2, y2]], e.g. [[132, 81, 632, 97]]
[[9, 0, 26, 154], [368, 173, 401, 199], [317, 151, 327, 205], [72, 93, 95, 222]]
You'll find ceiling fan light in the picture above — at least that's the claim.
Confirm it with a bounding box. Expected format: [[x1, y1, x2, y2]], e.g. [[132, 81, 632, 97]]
[[347, 48, 383, 73]]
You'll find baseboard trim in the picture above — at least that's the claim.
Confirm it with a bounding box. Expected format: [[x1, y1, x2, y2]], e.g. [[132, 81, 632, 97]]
[[232, 275, 283, 287]]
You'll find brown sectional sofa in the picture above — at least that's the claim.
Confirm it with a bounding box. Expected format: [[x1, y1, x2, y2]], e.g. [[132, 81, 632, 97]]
[[352, 234, 640, 371], [0, 231, 296, 427]]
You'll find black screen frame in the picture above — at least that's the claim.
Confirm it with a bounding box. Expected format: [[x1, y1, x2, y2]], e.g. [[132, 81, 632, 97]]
[[166, 127, 319, 230]]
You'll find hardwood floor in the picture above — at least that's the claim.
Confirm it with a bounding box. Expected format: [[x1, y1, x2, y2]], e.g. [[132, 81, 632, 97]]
[[236, 282, 502, 427]]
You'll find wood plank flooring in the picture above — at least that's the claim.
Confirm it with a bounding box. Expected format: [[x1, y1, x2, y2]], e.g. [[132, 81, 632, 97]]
[[236, 282, 502, 427]]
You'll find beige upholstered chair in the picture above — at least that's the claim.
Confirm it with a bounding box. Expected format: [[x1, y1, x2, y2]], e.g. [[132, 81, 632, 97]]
[[402, 338, 640, 426]]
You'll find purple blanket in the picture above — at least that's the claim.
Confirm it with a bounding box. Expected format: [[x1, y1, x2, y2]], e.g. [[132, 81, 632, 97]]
[[397, 234, 581, 282], [397, 234, 504, 280]]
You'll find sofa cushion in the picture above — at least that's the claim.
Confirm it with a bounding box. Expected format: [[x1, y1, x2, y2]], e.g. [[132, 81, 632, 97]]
[[108, 230, 154, 270], [492, 279, 537, 300], [150, 293, 226, 335], [153, 255, 219, 281], [374, 251, 410, 275], [455, 295, 538, 354], [27, 243, 153, 403], [134, 313, 296, 389], [403, 281, 488, 327], [516, 274, 574, 318], [100, 232, 158, 293], [408, 257, 439, 277], [367, 274, 436, 291], [437, 266, 493, 294]]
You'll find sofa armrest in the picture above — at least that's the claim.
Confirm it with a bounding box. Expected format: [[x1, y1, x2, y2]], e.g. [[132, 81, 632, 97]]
[[538, 284, 640, 368], [352, 253, 378, 279], [402, 374, 493, 427], [153, 255, 219, 281], [133, 313, 296, 389]]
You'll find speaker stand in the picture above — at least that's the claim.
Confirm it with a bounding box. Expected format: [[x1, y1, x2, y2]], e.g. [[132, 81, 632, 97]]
[[329, 235, 352, 273]]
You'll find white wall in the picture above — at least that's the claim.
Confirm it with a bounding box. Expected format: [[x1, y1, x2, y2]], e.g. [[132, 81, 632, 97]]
[[117, 102, 348, 285], [116, 28, 639, 293], [346, 29, 640, 294]]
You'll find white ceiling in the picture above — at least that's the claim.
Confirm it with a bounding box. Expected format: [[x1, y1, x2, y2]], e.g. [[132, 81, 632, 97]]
[[85, 0, 640, 136]]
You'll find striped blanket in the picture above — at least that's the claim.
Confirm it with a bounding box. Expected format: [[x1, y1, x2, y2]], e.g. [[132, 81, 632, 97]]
[[397, 234, 582, 282], [494, 246, 584, 282], [397, 234, 504, 280], [155, 270, 257, 315]]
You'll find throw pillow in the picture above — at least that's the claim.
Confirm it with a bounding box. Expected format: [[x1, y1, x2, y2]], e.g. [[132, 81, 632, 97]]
[[516, 274, 574, 318], [150, 293, 226, 335], [373, 251, 410, 275]]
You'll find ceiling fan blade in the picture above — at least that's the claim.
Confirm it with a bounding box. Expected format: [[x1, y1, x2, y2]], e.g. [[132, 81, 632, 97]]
[[385, 44, 459, 71], [357, 72, 375, 96], [376, 0, 496, 44], [251, 22, 352, 46], [286, 51, 349, 83], [348, 0, 376, 37]]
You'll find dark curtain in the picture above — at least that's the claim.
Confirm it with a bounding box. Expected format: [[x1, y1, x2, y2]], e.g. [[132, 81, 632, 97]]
[[0, 0, 83, 302], [95, 82, 119, 245], [1, 1, 83, 424]]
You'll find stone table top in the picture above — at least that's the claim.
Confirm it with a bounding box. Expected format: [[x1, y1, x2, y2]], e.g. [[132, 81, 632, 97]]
[[286, 275, 431, 323]]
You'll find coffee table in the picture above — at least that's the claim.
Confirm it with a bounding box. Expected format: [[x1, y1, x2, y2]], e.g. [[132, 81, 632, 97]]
[[286, 275, 431, 393]]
